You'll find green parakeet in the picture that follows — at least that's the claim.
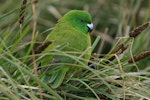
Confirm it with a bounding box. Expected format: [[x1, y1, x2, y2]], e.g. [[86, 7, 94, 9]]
[[40, 10, 93, 88]]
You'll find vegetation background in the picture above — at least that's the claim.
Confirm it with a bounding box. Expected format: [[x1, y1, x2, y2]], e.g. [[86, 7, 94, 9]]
[[0, 0, 150, 100]]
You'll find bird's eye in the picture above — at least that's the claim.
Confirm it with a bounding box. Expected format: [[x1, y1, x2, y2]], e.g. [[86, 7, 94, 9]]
[[80, 19, 84, 23]]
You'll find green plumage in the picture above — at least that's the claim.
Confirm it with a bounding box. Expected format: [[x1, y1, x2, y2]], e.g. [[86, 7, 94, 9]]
[[40, 10, 93, 88]]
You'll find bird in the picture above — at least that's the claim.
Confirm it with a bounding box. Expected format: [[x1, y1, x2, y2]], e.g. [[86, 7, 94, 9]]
[[40, 10, 93, 88]]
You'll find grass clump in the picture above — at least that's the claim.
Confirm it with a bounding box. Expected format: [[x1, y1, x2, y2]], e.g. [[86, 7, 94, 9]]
[[0, 0, 150, 100]]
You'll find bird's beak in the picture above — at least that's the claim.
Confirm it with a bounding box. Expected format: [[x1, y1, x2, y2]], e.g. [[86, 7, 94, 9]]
[[87, 23, 93, 32]]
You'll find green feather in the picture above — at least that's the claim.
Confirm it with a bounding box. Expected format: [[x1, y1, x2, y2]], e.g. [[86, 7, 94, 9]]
[[40, 10, 93, 88]]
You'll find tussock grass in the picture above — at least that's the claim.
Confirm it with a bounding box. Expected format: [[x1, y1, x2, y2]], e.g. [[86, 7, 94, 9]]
[[0, 0, 150, 100]]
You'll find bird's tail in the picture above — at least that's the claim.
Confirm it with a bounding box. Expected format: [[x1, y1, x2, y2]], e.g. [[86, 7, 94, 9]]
[[41, 67, 69, 88]]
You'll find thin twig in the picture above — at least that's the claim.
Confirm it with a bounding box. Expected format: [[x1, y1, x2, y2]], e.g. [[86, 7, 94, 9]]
[[31, 0, 43, 99]]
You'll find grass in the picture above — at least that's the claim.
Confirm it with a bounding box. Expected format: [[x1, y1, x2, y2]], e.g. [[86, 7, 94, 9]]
[[0, 0, 150, 100]]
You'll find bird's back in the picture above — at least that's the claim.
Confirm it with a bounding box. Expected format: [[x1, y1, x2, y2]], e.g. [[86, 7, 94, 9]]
[[44, 22, 91, 64]]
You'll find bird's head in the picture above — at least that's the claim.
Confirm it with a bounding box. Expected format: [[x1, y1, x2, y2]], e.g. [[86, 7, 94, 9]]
[[59, 10, 93, 34]]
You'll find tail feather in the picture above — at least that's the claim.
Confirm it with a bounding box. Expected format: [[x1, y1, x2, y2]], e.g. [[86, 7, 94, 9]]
[[51, 67, 69, 88], [48, 72, 58, 83], [41, 67, 69, 88]]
